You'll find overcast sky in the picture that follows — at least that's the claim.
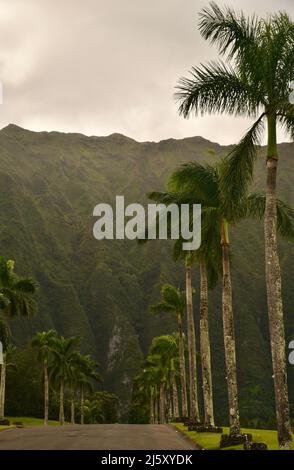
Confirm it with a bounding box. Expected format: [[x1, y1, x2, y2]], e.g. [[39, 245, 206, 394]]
[[0, 0, 293, 144]]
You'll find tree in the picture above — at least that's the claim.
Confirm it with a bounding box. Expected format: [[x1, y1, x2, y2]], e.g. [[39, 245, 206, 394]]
[[175, 3, 294, 448], [0, 258, 37, 420], [83, 399, 104, 424], [49, 336, 80, 425], [31, 330, 58, 425], [71, 354, 100, 425], [184, 251, 200, 423], [0, 258, 38, 319], [150, 284, 188, 419], [173, 235, 220, 428]]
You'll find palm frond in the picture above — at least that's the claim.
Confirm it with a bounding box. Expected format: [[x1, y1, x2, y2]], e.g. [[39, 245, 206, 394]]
[[278, 103, 294, 140], [220, 114, 265, 218], [0, 316, 11, 351], [170, 162, 219, 207], [246, 192, 294, 239], [15, 278, 38, 294], [175, 61, 255, 118], [198, 1, 260, 59]]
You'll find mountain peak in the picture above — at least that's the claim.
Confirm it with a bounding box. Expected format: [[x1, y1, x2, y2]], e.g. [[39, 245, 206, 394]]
[[2, 123, 25, 133], [106, 132, 137, 143]]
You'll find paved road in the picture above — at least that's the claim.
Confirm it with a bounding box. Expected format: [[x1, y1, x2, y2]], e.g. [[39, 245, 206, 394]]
[[0, 424, 197, 450]]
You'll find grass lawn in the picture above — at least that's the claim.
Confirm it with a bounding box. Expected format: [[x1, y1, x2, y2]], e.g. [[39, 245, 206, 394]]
[[6, 417, 60, 427], [173, 423, 294, 450], [0, 425, 14, 431]]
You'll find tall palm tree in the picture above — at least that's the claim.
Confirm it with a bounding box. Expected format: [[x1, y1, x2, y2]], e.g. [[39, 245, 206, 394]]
[[176, 3, 294, 448], [184, 251, 200, 423], [0, 258, 37, 420], [49, 336, 80, 425], [150, 284, 188, 419], [31, 330, 58, 425]]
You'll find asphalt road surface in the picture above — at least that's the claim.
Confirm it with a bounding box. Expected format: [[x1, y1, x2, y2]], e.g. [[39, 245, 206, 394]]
[[0, 424, 197, 450]]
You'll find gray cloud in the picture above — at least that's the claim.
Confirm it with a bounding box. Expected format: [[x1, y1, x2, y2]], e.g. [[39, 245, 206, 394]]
[[0, 0, 293, 143]]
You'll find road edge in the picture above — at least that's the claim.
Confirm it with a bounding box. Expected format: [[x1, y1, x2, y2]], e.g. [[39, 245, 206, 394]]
[[169, 424, 202, 450]]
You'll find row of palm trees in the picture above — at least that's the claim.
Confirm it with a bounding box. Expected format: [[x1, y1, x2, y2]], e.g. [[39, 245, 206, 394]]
[[161, 3, 293, 450], [141, 155, 293, 438], [0, 257, 100, 425], [135, 5, 294, 447], [135, 335, 181, 424], [31, 331, 100, 425]]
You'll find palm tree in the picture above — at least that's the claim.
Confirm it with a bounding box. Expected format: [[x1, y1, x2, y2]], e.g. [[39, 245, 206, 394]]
[[184, 251, 200, 423], [0, 258, 37, 420], [0, 258, 38, 318], [175, 3, 294, 448], [31, 330, 58, 425], [72, 354, 100, 425], [150, 284, 188, 419], [49, 336, 80, 425], [83, 399, 104, 424]]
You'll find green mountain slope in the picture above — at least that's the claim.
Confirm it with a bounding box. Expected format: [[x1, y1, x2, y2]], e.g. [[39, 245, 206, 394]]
[[0, 123, 293, 424]]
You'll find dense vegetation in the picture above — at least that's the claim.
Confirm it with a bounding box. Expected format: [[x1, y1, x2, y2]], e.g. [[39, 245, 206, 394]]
[[4, 343, 118, 424]]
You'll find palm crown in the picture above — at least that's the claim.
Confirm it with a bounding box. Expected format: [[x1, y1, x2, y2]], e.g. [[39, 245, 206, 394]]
[[176, 2, 294, 203]]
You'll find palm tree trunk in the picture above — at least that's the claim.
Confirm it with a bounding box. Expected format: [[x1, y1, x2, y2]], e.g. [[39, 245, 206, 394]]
[[0, 353, 6, 420], [59, 377, 65, 425], [199, 261, 215, 427], [265, 116, 292, 449], [159, 382, 165, 424], [80, 385, 84, 425], [167, 387, 173, 422], [149, 388, 155, 424], [172, 376, 180, 420], [44, 360, 49, 425], [176, 312, 188, 418], [154, 389, 159, 424], [71, 397, 75, 425], [185, 257, 200, 422], [221, 219, 240, 435]]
